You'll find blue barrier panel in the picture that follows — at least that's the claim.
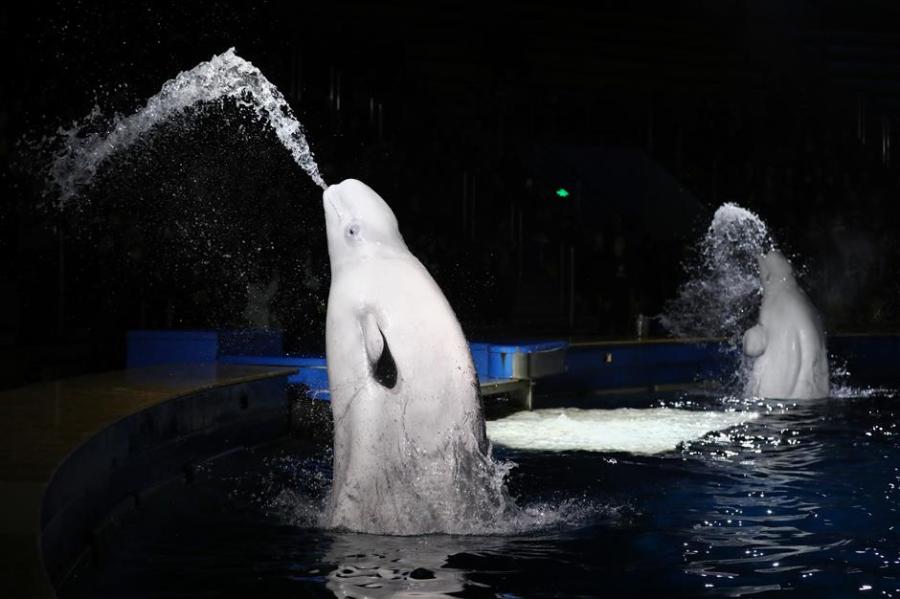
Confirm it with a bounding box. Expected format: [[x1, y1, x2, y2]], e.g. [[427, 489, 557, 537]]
[[469, 343, 490, 379], [487, 341, 568, 379], [218, 355, 329, 399], [217, 341, 569, 401], [129, 332, 900, 401], [127, 330, 283, 369]]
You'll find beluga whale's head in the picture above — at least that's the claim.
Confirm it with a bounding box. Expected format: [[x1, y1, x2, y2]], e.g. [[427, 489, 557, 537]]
[[323, 179, 408, 273], [758, 250, 794, 292]]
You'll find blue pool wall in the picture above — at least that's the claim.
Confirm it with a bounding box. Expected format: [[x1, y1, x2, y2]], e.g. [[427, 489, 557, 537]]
[[537, 335, 900, 395], [535, 339, 734, 396], [126, 330, 900, 398]]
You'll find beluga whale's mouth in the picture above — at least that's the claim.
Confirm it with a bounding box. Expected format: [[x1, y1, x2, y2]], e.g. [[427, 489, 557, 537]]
[[323, 186, 343, 220]]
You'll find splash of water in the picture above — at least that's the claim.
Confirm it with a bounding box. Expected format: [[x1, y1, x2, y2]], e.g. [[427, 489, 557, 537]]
[[660, 203, 774, 340], [259, 447, 612, 537], [45, 47, 325, 207]]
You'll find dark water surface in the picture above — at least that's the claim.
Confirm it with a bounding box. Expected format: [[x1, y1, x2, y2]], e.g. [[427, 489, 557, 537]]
[[61, 390, 900, 598]]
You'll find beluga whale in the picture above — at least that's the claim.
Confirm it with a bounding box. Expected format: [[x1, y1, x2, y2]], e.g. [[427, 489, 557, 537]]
[[322, 179, 510, 535], [742, 250, 830, 399]]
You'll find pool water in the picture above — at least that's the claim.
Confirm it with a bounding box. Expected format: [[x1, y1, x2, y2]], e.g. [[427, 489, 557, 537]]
[[61, 389, 900, 598]]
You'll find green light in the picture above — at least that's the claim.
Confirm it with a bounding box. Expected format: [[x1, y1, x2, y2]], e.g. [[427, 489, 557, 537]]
[[555, 188, 570, 198]]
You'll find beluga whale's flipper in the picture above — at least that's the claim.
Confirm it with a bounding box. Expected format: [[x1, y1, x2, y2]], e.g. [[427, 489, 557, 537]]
[[742, 324, 766, 358], [360, 311, 397, 388]]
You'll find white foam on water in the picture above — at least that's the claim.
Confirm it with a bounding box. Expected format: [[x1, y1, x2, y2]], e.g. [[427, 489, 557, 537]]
[[46, 47, 325, 207], [487, 408, 759, 455]]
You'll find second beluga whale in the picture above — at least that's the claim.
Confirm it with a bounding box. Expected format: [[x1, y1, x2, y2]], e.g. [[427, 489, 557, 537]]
[[322, 178, 510, 535], [742, 250, 830, 399]]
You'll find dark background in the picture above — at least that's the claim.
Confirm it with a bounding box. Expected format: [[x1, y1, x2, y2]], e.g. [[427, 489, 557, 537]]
[[4, 1, 900, 386]]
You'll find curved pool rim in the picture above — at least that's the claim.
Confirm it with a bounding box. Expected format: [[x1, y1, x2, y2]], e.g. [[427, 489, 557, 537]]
[[0, 363, 297, 598]]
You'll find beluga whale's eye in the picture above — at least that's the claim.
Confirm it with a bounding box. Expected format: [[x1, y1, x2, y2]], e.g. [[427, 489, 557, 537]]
[[346, 223, 361, 240]]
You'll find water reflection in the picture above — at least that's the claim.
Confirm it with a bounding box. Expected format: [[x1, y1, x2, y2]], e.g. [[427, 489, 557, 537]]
[[321, 533, 506, 598], [677, 396, 896, 595]]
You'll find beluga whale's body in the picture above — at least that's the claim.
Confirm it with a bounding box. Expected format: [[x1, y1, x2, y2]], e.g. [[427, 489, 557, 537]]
[[742, 250, 829, 399], [322, 179, 509, 535]]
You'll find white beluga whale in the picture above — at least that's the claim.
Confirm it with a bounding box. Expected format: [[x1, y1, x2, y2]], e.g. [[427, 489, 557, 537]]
[[322, 178, 510, 535], [742, 250, 830, 399]]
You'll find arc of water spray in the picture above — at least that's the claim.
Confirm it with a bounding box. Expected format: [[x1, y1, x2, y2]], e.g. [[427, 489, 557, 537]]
[[46, 47, 326, 207]]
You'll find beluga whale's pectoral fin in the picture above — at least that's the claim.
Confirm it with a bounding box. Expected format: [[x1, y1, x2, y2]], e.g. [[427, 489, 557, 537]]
[[743, 324, 767, 358], [361, 311, 397, 389]]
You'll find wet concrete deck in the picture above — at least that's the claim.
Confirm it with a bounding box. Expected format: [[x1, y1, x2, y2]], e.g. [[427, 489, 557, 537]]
[[0, 363, 297, 598]]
